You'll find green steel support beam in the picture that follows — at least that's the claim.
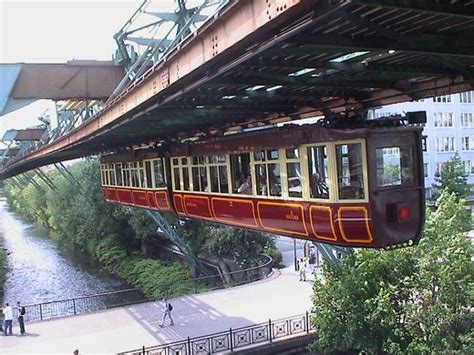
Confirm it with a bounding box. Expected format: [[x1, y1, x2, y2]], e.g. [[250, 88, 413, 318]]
[[146, 210, 210, 277], [34, 169, 58, 192]]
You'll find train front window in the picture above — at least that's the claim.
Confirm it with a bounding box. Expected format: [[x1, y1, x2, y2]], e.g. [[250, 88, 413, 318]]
[[336, 143, 365, 200], [376, 146, 415, 187], [307, 145, 329, 199]]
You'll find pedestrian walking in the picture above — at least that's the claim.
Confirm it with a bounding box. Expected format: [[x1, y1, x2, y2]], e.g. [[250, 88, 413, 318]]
[[159, 298, 174, 327], [3, 303, 13, 336], [298, 258, 307, 281], [17, 301, 26, 335]]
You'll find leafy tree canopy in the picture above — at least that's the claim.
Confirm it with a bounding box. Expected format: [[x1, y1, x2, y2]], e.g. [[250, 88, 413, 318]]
[[310, 190, 473, 354], [433, 152, 469, 200]]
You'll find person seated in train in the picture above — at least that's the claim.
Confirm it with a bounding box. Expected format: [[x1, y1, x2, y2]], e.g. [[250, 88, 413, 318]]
[[237, 176, 252, 195], [311, 168, 328, 197]]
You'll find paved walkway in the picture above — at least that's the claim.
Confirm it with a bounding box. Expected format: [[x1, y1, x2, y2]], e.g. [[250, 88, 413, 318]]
[[1, 237, 315, 354]]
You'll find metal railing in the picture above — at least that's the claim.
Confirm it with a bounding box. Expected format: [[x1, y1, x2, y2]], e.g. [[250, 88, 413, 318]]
[[24, 288, 147, 322], [119, 312, 314, 355], [22, 255, 273, 322]]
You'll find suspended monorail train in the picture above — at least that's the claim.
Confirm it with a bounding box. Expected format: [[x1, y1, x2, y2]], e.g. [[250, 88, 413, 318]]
[[100, 121, 425, 249]]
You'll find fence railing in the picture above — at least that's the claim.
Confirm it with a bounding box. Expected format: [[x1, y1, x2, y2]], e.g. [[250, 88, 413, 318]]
[[22, 255, 273, 322], [118, 312, 315, 355], [24, 288, 148, 322]]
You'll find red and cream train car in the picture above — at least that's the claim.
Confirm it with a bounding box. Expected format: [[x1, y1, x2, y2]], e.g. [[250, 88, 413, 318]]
[[100, 123, 424, 248]]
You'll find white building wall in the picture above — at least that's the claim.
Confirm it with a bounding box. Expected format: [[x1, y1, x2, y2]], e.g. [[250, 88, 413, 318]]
[[371, 91, 474, 199]]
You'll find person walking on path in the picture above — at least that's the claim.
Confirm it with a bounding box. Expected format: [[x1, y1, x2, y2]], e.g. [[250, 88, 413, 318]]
[[17, 301, 26, 335], [298, 258, 307, 281], [159, 298, 174, 327], [3, 303, 13, 336]]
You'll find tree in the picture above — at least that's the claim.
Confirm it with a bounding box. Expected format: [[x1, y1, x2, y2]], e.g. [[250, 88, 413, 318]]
[[310, 190, 473, 354], [432, 152, 469, 200]]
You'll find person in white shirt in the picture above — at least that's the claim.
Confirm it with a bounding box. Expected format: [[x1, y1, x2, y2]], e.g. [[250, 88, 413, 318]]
[[3, 303, 13, 336], [159, 298, 174, 327]]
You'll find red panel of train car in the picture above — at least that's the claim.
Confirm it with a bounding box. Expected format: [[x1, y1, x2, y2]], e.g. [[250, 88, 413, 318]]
[[173, 194, 185, 214], [116, 189, 133, 204], [132, 190, 148, 207], [212, 197, 258, 228], [257, 202, 308, 237], [337, 206, 373, 244], [103, 187, 118, 202], [155, 191, 170, 210], [183, 195, 213, 220], [147, 192, 157, 209], [309, 205, 337, 242]]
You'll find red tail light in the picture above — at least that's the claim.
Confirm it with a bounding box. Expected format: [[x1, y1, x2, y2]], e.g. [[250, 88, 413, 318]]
[[398, 207, 410, 220]]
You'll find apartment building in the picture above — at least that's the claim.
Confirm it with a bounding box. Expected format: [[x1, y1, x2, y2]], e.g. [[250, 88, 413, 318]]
[[370, 91, 474, 202]]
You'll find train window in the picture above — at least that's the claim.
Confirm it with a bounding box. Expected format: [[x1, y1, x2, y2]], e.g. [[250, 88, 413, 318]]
[[109, 165, 116, 186], [131, 163, 140, 188], [173, 158, 179, 165], [182, 167, 190, 191], [336, 143, 365, 200], [255, 164, 268, 196], [173, 167, 181, 190], [376, 146, 415, 187], [286, 148, 302, 198], [254, 149, 281, 197], [123, 164, 131, 186], [145, 161, 152, 188], [115, 163, 123, 186], [192, 156, 208, 192], [138, 162, 146, 188], [231, 153, 251, 194], [267, 149, 279, 160], [209, 155, 229, 193], [287, 163, 302, 198], [286, 148, 299, 159], [254, 151, 266, 162], [153, 159, 166, 188], [307, 146, 329, 199]]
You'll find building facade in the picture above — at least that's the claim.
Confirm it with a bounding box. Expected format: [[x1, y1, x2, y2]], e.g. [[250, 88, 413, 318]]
[[370, 91, 474, 201]]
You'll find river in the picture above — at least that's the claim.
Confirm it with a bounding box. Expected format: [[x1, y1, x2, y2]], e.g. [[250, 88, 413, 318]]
[[0, 191, 130, 305]]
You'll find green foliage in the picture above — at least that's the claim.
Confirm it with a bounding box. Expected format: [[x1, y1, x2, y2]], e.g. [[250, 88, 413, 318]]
[[202, 226, 273, 267], [310, 190, 474, 354], [432, 152, 469, 200]]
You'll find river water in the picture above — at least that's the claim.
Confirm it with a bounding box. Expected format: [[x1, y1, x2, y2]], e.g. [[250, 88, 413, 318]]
[[0, 191, 129, 305]]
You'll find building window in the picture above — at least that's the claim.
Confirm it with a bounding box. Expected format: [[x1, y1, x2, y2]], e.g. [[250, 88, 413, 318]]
[[436, 162, 444, 175], [422, 136, 427, 151], [435, 137, 455, 152], [461, 113, 474, 127], [460, 91, 474, 104], [433, 95, 451, 103], [464, 160, 474, 175], [424, 163, 429, 177], [433, 112, 453, 127], [462, 136, 474, 151]]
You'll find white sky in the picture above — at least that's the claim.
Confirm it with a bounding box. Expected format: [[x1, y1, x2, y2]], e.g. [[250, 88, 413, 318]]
[[0, 0, 143, 142]]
